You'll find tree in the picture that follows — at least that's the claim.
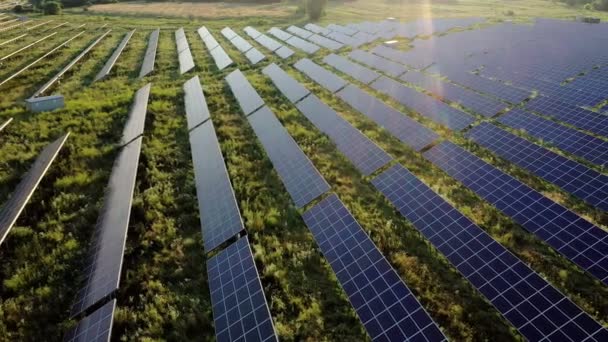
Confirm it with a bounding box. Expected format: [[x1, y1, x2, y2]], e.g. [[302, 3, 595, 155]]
[[306, 0, 327, 21], [43, 1, 61, 14]]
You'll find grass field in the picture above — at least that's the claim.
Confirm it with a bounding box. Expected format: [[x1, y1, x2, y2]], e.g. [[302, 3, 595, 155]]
[[0, 0, 607, 341]]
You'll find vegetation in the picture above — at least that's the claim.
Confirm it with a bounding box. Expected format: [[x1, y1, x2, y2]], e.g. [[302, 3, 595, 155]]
[[42, 0, 62, 14], [306, 0, 327, 21], [0, 0, 607, 341]]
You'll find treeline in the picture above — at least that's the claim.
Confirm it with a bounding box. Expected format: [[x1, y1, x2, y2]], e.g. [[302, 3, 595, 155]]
[[559, 0, 608, 11]]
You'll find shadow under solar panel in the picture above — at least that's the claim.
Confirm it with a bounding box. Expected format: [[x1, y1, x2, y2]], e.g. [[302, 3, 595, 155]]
[[302, 194, 447, 342]]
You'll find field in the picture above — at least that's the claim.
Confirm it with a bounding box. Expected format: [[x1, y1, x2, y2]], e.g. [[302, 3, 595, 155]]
[[0, 0, 607, 341]]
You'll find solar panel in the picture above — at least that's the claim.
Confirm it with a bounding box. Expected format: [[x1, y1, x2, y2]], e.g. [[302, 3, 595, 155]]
[[348, 50, 407, 78], [274, 46, 294, 59], [229, 35, 253, 53], [326, 31, 365, 48], [262, 63, 310, 104], [444, 71, 530, 104], [175, 28, 188, 53], [209, 46, 234, 71], [221, 27, 238, 40], [307, 34, 343, 51], [423, 142, 608, 286], [120, 83, 151, 146], [225, 69, 265, 116], [327, 24, 357, 36], [139, 29, 159, 78], [401, 71, 506, 118], [293, 58, 347, 93], [198, 26, 211, 38], [372, 163, 607, 342], [0, 117, 12, 132], [207, 236, 278, 342], [323, 53, 380, 85], [254, 34, 282, 52], [296, 94, 392, 176], [370, 76, 475, 131], [202, 33, 219, 51], [287, 25, 314, 39], [525, 96, 608, 137], [94, 30, 135, 82], [467, 123, 608, 211], [304, 23, 331, 36], [183, 75, 210, 130], [70, 136, 143, 316], [353, 31, 377, 44], [370, 45, 408, 64], [0, 133, 69, 246], [189, 121, 244, 252], [244, 26, 262, 39], [337, 84, 438, 151], [176, 30, 195, 75], [267, 27, 292, 41], [31, 30, 112, 98], [247, 106, 330, 208], [302, 194, 447, 342], [498, 109, 608, 167], [63, 299, 115, 342], [245, 48, 266, 65], [285, 36, 320, 54]]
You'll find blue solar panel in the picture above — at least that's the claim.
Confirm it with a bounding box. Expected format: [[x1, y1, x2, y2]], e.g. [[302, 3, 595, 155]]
[[64, 299, 115, 342], [307, 34, 343, 51], [287, 25, 314, 39], [444, 71, 530, 104], [370, 76, 475, 131], [326, 31, 365, 48], [348, 50, 407, 78], [467, 123, 608, 211], [189, 121, 245, 252], [293, 58, 348, 93], [498, 110, 608, 167], [423, 142, 608, 286], [401, 71, 506, 118], [226, 69, 265, 116], [207, 236, 278, 342], [302, 194, 447, 342], [183, 75, 210, 130], [525, 96, 608, 137], [229, 35, 254, 53], [327, 24, 358, 36], [285, 35, 320, 54], [262, 63, 310, 104], [336, 84, 438, 151], [323, 53, 380, 85], [295, 94, 392, 176], [247, 106, 330, 208], [371, 164, 608, 342]]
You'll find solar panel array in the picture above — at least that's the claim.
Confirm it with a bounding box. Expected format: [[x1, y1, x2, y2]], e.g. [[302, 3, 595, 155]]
[[199, 26, 234, 71], [442, 71, 530, 104], [467, 123, 608, 211], [64, 300, 116, 342], [307, 33, 343, 51], [207, 236, 278, 342], [326, 31, 365, 48], [498, 109, 608, 167], [31, 30, 112, 98], [293, 58, 347, 93], [400, 70, 506, 117], [348, 50, 407, 78], [423, 142, 608, 286], [287, 25, 313, 39], [296, 94, 393, 176], [183, 75, 211, 130], [225, 69, 265, 116], [247, 106, 330, 208], [337, 84, 438, 151], [262, 63, 310, 104], [175, 28, 195, 74], [302, 194, 447, 342], [94, 30, 135, 82], [139, 29, 159, 78], [221, 27, 266, 65], [370, 76, 475, 131], [70, 84, 150, 317], [323, 53, 380, 85], [244, 27, 294, 59], [371, 164, 608, 341], [0, 133, 69, 247], [525, 96, 608, 137], [120, 83, 151, 145], [267, 27, 320, 54]]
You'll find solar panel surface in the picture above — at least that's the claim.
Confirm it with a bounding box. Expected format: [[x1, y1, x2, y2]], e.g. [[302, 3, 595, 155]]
[[372, 164, 608, 342], [348, 50, 407, 78], [302, 194, 447, 342], [139, 29, 159, 78], [209, 46, 234, 71], [245, 48, 266, 65], [307, 34, 343, 51], [262, 63, 310, 104], [247, 106, 330, 208], [183, 75, 210, 130], [525, 96, 608, 137], [254, 34, 282, 52], [230, 35, 254, 53], [189, 121, 244, 252], [120, 83, 151, 145], [274, 46, 294, 59], [64, 299, 116, 342], [370, 76, 475, 131], [244, 26, 262, 39], [287, 25, 314, 39], [220, 27, 237, 40], [323, 53, 380, 85], [267, 27, 292, 41], [0, 133, 69, 246], [423, 142, 608, 286], [226, 69, 265, 116], [94, 30, 135, 82], [285, 35, 320, 54], [296, 94, 393, 176], [294, 58, 348, 93], [337, 84, 438, 151], [207, 236, 278, 342]]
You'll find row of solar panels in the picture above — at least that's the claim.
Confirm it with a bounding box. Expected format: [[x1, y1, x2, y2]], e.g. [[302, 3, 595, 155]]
[[222, 63, 608, 340], [64, 83, 151, 341]]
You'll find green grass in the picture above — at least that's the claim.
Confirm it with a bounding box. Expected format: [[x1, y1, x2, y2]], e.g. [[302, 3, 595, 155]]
[[0, 0, 607, 341]]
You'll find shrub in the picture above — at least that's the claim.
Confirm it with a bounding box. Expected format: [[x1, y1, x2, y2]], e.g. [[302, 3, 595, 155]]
[[43, 1, 62, 14], [593, 0, 608, 10], [306, 0, 327, 21], [14, 4, 23, 12]]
